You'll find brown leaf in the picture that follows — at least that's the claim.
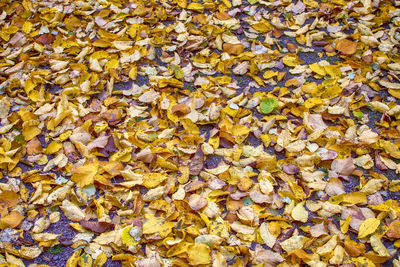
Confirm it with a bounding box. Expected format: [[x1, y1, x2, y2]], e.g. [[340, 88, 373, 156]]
[[80, 220, 114, 234], [331, 157, 355, 175], [26, 137, 42, 155], [335, 39, 357, 55], [35, 34, 54, 46], [0, 190, 20, 208], [287, 43, 297, 53], [171, 104, 191, 115], [387, 221, 400, 239], [215, 11, 230, 20], [98, 136, 118, 157], [184, 180, 206, 192], [63, 142, 79, 162], [282, 164, 300, 174], [189, 147, 204, 176], [101, 109, 123, 125], [223, 43, 244, 56], [375, 153, 388, 171]]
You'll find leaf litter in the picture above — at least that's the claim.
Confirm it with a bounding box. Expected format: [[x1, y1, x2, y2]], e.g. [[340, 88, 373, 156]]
[[0, 0, 400, 266]]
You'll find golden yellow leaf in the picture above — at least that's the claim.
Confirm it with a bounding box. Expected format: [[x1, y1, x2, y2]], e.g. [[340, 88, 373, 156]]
[[358, 218, 380, 239], [304, 97, 324, 109], [22, 126, 41, 141], [128, 66, 137, 81], [45, 141, 63, 154], [78, 252, 92, 267], [309, 63, 326, 76], [142, 173, 167, 188], [22, 21, 33, 33], [66, 250, 81, 267], [188, 243, 211, 265], [71, 162, 98, 187], [187, 3, 204, 12], [93, 252, 107, 267], [142, 217, 164, 235], [0, 211, 24, 229]]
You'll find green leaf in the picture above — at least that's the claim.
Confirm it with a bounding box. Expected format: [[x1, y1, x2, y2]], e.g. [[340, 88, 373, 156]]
[[48, 245, 63, 255], [260, 98, 278, 114], [353, 110, 364, 119]]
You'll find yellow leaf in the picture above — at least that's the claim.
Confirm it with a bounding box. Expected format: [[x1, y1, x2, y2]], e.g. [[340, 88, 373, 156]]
[[340, 215, 352, 234], [143, 217, 164, 235], [358, 218, 380, 239], [379, 140, 400, 159], [187, 3, 204, 12], [282, 55, 303, 67], [291, 202, 308, 223], [309, 63, 326, 76], [342, 192, 367, 205], [71, 162, 98, 187], [22, 21, 33, 33], [0, 190, 20, 208], [188, 243, 211, 265], [5, 253, 24, 267], [370, 235, 390, 257], [231, 124, 250, 137], [93, 252, 107, 267], [19, 246, 42, 260], [221, 0, 232, 8], [181, 118, 199, 135], [178, 165, 189, 184], [159, 221, 175, 238], [263, 70, 278, 80], [324, 65, 342, 78], [45, 141, 63, 154], [104, 59, 119, 71], [128, 66, 137, 80], [288, 181, 304, 200], [176, 0, 187, 8], [22, 126, 41, 141], [0, 211, 24, 229], [208, 135, 219, 149], [259, 222, 276, 248], [304, 97, 324, 109], [110, 147, 132, 162], [78, 252, 92, 267], [316, 235, 338, 255], [389, 88, 400, 99], [142, 173, 167, 188], [252, 19, 273, 33], [66, 250, 81, 267], [166, 242, 191, 257], [351, 256, 376, 267], [312, 79, 343, 99]]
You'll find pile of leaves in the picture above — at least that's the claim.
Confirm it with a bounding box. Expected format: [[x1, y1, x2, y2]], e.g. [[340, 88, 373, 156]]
[[0, 0, 400, 266]]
